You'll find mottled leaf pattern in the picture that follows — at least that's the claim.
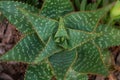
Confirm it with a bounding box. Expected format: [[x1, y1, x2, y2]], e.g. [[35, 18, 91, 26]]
[[55, 17, 69, 41], [49, 50, 76, 80], [73, 41, 108, 76], [67, 28, 101, 50], [18, 8, 58, 42], [0, 1, 119, 80], [34, 37, 62, 63], [95, 25, 120, 48], [25, 60, 54, 80], [40, 0, 74, 19], [0, 1, 39, 33], [66, 69, 88, 80], [54, 17, 69, 49], [101, 49, 111, 67], [64, 4, 113, 31], [64, 11, 102, 31], [0, 33, 44, 63]]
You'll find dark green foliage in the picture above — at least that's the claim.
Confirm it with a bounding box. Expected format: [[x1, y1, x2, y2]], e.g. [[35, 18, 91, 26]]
[[0, 0, 120, 80], [0, 0, 43, 8], [74, 0, 116, 11]]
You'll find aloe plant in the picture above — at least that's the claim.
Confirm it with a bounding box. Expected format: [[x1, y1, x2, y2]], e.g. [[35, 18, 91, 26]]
[[0, 0, 120, 80]]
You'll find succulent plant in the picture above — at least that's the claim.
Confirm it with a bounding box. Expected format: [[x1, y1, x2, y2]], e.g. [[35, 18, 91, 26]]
[[0, 0, 120, 80], [110, 0, 120, 19]]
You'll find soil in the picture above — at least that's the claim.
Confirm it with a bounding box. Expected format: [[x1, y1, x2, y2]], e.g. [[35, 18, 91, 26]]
[[0, 19, 120, 80], [0, 19, 27, 80]]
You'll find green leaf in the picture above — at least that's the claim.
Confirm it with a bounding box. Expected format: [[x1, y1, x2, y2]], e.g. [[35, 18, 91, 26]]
[[55, 17, 69, 41], [66, 69, 88, 80], [19, 8, 58, 42], [64, 28, 101, 50], [80, 0, 87, 11], [101, 49, 111, 67], [74, 0, 80, 10], [95, 25, 120, 48], [3, 0, 39, 7], [34, 37, 62, 63], [64, 4, 113, 31], [0, 33, 44, 63], [110, 0, 120, 19], [73, 41, 108, 76], [0, 1, 118, 80], [54, 17, 69, 49], [39, 0, 74, 19], [49, 50, 76, 80], [0, 1, 39, 33], [18, 0, 39, 6], [25, 60, 54, 80]]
